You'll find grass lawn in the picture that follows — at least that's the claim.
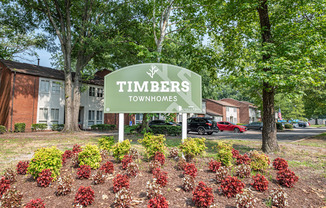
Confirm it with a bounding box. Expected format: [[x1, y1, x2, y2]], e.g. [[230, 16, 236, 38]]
[[310, 124, 326, 128], [0, 131, 325, 180]]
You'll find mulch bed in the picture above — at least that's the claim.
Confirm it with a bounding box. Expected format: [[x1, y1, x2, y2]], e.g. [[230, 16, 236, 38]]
[[8, 155, 326, 208]]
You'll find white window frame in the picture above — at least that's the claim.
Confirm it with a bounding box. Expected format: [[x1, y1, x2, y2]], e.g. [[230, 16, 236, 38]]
[[88, 110, 95, 126], [39, 108, 48, 123], [97, 88, 103, 97], [226, 107, 229, 112], [40, 80, 50, 93], [96, 111, 103, 124], [135, 113, 143, 124], [89, 87, 95, 97], [234, 108, 237, 113], [52, 81, 61, 94]]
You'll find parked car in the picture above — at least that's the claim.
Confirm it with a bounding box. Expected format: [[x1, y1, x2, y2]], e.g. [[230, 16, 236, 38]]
[[298, 121, 309, 127], [291, 122, 299, 128], [149, 120, 178, 127], [187, 117, 219, 135], [217, 121, 247, 133], [246, 122, 263, 131]]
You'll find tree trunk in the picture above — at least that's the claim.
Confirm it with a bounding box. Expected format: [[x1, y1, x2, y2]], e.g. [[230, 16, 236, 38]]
[[257, 0, 279, 152], [62, 71, 73, 132], [72, 68, 81, 132]]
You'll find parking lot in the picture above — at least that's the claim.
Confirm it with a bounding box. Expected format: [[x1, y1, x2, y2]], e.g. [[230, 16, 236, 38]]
[[188, 127, 326, 142]]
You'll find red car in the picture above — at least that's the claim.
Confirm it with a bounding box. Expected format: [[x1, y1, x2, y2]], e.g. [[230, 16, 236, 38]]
[[217, 121, 247, 133]]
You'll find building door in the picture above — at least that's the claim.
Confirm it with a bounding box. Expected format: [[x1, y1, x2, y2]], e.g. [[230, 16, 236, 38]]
[[78, 107, 84, 129]]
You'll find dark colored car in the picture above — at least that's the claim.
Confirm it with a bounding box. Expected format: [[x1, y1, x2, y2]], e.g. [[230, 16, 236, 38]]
[[298, 121, 309, 127], [187, 117, 219, 135], [149, 120, 179, 127], [246, 122, 263, 131], [217, 121, 247, 133]]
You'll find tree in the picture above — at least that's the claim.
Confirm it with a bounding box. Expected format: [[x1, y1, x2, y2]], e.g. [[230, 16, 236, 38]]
[[203, 0, 325, 152], [303, 86, 326, 122]]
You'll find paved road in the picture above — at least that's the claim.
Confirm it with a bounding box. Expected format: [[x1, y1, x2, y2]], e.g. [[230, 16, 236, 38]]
[[188, 127, 326, 142]]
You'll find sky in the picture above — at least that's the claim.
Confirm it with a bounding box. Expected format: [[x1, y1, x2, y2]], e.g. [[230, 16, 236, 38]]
[[17, 48, 53, 68]]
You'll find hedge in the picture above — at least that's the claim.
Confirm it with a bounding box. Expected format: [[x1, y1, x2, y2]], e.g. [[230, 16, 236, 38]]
[[150, 125, 181, 136], [51, 124, 64, 131], [0, 125, 6, 134], [14, 123, 26, 132], [284, 124, 293, 129], [31, 123, 48, 131], [276, 123, 283, 130], [91, 124, 116, 130]]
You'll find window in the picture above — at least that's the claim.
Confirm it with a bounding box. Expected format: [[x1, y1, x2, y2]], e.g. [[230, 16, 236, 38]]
[[40, 80, 49, 92], [135, 113, 143, 124], [226, 117, 230, 122], [51, 108, 59, 124], [88, 110, 95, 126], [39, 108, 48, 123], [97, 88, 103, 97], [226, 107, 229, 112], [52, 81, 61, 93], [89, 87, 95, 96], [234, 108, 237, 113], [96, 111, 103, 124]]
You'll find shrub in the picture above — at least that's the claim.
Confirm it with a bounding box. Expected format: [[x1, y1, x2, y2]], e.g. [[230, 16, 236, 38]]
[[0, 125, 7, 134], [129, 147, 140, 160], [169, 147, 179, 159], [251, 174, 269, 192], [148, 194, 169, 208], [25, 198, 46, 208], [179, 137, 206, 161], [182, 175, 195, 192], [276, 168, 299, 188], [208, 159, 221, 172], [0, 177, 10, 198], [177, 158, 186, 170], [126, 162, 139, 178], [276, 122, 283, 130], [236, 189, 257, 208], [14, 123, 25, 132], [112, 140, 131, 161], [216, 166, 229, 183], [215, 142, 233, 166], [3, 168, 16, 183], [113, 174, 130, 193], [152, 168, 161, 177], [0, 187, 23, 208], [184, 163, 198, 178], [249, 150, 269, 171], [122, 155, 133, 170], [220, 176, 245, 198], [236, 154, 251, 165], [62, 150, 73, 165], [55, 175, 73, 196], [139, 133, 166, 160], [92, 169, 106, 185], [98, 136, 115, 151], [31, 123, 47, 131], [100, 161, 114, 174], [150, 124, 182, 136], [72, 144, 82, 154], [273, 158, 288, 170], [124, 124, 141, 134], [284, 124, 293, 129], [154, 152, 165, 166], [78, 144, 102, 169], [51, 124, 64, 131], [232, 148, 240, 158], [154, 170, 168, 187], [114, 187, 132, 208], [146, 178, 163, 199], [28, 146, 63, 180], [17, 161, 29, 175], [100, 149, 109, 160], [77, 165, 91, 179], [74, 186, 95, 207], [235, 164, 251, 178], [192, 181, 214, 208], [91, 124, 116, 130], [149, 160, 161, 174], [269, 188, 288, 208], [37, 169, 53, 187]]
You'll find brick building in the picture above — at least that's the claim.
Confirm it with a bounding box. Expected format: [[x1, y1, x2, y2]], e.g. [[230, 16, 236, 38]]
[[204, 99, 240, 123], [220, 98, 259, 123], [0, 59, 134, 131]]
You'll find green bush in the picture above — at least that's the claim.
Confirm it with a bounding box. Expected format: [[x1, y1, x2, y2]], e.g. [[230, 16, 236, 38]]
[[98, 136, 115, 151], [179, 137, 206, 161], [124, 124, 141, 134], [91, 124, 116, 130], [249, 150, 270, 171], [14, 123, 25, 132], [139, 133, 166, 159], [150, 125, 181, 136], [51, 124, 64, 131], [215, 142, 233, 166], [28, 146, 63, 180], [284, 124, 293, 129], [276, 123, 283, 130], [78, 144, 102, 169], [31, 123, 48, 131], [112, 139, 131, 161], [0, 125, 7, 134]]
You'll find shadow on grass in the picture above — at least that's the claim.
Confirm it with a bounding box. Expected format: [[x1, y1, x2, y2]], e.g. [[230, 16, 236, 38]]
[[232, 144, 258, 154]]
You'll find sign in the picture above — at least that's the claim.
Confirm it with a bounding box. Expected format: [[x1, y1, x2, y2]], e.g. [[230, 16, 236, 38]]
[[104, 63, 202, 113]]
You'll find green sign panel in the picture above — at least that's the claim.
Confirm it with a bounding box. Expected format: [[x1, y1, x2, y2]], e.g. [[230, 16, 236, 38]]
[[104, 63, 202, 113]]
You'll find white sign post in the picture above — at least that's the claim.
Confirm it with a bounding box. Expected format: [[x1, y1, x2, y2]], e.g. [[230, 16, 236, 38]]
[[182, 113, 187, 143], [119, 113, 124, 142]]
